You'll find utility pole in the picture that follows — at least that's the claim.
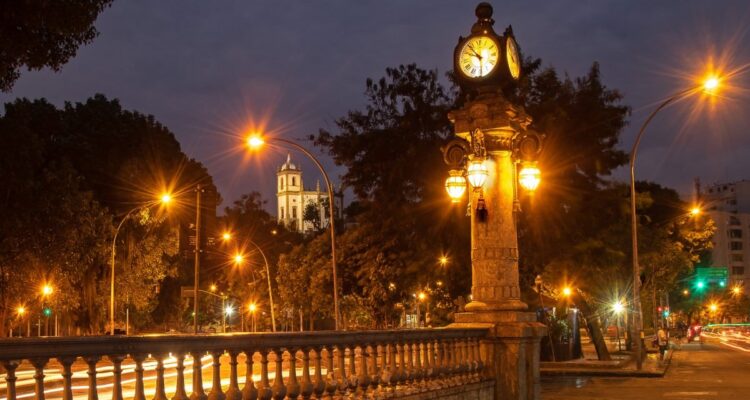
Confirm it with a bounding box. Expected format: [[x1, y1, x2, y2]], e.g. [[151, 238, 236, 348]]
[[193, 184, 203, 334]]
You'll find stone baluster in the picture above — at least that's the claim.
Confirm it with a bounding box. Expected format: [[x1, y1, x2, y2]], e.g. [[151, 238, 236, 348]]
[[311, 348, 325, 399], [270, 349, 286, 400], [324, 347, 337, 398], [454, 339, 465, 383], [286, 349, 300, 400], [406, 341, 416, 386], [461, 338, 471, 382], [368, 344, 381, 394], [386, 343, 398, 392], [241, 350, 258, 400], [423, 341, 433, 384], [336, 345, 347, 396], [358, 344, 371, 396], [171, 354, 189, 400], [225, 351, 241, 400], [473, 338, 484, 380], [347, 346, 358, 394], [207, 351, 225, 400], [58, 357, 76, 400], [2, 360, 20, 400], [465, 338, 476, 381], [257, 350, 272, 400], [398, 341, 408, 386], [153, 355, 168, 400], [299, 348, 313, 400], [412, 342, 423, 390], [132, 355, 147, 400], [31, 358, 48, 400], [109, 355, 125, 400], [84, 356, 100, 400], [190, 352, 207, 400]]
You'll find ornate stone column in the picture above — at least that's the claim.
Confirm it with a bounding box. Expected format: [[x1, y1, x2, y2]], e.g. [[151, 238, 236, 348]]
[[448, 94, 546, 400]]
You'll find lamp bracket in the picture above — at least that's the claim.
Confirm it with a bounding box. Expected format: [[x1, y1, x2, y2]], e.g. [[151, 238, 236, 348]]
[[442, 138, 471, 169]]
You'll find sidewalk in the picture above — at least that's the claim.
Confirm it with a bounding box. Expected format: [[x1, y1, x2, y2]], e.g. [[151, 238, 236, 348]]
[[540, 337, 674, 377]]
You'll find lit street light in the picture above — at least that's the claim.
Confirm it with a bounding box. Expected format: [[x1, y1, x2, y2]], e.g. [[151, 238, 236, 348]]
[[562, 287, 572, 297], [246, 134, 339, 330], [110, 192, 173, 335], [629, 74, 725, 369], [248, 303, 257, 332], [224, 231, 277, 332]]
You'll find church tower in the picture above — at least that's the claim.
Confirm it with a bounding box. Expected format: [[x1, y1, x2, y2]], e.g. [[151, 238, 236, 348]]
[[277, 154, 303, 230]]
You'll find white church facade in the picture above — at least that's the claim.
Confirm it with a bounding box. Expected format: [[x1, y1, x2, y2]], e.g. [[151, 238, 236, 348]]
[[276, 154, 342, 233]]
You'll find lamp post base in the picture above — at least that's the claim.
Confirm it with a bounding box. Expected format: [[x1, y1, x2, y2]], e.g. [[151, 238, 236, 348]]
[[452, 311, 546, 400]]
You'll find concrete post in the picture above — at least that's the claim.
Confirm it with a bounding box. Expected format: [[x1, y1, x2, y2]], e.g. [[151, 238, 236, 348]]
[[449, 94, 546, 400]]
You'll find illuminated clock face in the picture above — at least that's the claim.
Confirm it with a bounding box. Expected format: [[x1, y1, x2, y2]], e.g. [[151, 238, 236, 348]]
[[506, 36, 521, 79], [458, 36, 499, 78]]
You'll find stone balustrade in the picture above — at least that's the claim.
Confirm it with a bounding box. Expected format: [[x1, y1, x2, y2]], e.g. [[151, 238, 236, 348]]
[[0, 328, 488, 400]]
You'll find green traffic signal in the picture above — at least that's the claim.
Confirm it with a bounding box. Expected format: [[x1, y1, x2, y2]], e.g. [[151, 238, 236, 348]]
[[43, 307, 52, 317], [696, 281, 705, 290]]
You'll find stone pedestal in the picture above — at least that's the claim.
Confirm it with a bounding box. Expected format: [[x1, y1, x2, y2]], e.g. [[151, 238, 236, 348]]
[[447, 94, 546, 400]]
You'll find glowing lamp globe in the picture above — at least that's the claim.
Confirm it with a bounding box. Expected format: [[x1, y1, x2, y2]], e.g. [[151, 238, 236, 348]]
[[466, 160, 488, 189], [445, 170, 467, 203], [519, 165, 541, 191]]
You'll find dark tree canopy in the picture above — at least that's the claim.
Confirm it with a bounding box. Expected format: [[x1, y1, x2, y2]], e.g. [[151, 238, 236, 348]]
[[0, 0, 113, 91]]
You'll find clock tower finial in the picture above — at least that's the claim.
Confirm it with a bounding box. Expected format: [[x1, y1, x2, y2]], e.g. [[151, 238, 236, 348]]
[[472, 2, 494, 34]]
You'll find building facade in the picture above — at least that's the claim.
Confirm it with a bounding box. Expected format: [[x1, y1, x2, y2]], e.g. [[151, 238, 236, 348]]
[[702, 180, 750, 288], [276, 154, 342, 233]]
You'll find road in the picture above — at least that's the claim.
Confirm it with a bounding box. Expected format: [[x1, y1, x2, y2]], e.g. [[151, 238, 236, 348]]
[[542, 337, 750, 399]]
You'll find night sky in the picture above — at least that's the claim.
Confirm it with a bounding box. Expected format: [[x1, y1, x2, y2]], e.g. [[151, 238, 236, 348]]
[[3, 1, 750, 211]]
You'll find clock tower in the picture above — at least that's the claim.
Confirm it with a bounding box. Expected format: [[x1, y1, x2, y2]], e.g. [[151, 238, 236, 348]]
[[447, 3, 545, 400]]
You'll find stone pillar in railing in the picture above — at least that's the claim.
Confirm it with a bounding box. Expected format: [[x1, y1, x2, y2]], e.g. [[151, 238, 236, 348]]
[[190, 352, 207, 400], [58, 357, 75, 400], [84, 356, 99, 400], [153, 355, 168, 400], [257, 351, 272, 400], [132, 355, 147, 400], [347, 346, 358, 394], [299, 348, 314, 400], [207, 351, 225, 400], [241, 350, 258, 400], [2, 360, 20, 400], [368, 344, 381, 395], [173, 353, 190, 400], [270, 349, 286, 400], [225, 351, 241, 400], [312, 348, 326, 398], [110, 355, 125, 400], [335, 345, 347, 396], [324, 347, 337, 398], [286, 349, 300, 400], [358, 344, 371, 396]]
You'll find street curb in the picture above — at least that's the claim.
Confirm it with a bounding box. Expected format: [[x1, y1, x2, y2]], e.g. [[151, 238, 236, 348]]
[[540, 348, 675, 378]]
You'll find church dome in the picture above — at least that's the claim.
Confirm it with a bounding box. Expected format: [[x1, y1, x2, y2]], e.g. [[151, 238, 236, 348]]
[[279, 153, 298, 171]]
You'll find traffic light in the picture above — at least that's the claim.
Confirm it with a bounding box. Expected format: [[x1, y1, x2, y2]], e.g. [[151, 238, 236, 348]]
[[695, 280, 706, 290], [663, 307, 670, 317], [719, 280, 726, 287], [43, 307, 52, 317]]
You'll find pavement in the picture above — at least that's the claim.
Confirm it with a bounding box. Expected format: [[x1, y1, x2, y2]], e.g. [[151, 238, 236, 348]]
[[541, 339, 750, 399]]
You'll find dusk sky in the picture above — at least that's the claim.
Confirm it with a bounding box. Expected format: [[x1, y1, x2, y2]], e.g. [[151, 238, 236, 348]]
[[3, 1, 750, 210]]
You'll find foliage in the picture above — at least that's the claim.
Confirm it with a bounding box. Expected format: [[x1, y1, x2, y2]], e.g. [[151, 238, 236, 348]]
[[0, 95, 215, 334], [302, 201, 322, 232], [0, 1, 113, 91]]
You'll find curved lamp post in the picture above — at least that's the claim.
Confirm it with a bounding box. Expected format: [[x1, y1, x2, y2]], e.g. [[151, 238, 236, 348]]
[[247, 135, 341, 330], [629, 77, 720, 369], [110, 194, 172, 335], [224, 232, 277, 332]]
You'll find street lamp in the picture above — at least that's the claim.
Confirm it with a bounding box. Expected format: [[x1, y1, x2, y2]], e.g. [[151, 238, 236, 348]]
[[628, 74, 724, 369], [110, 193, 173, 335], [562, 287, 572, 297], [248, 303, 257, 332], [445, 169, 468, 203], [225, 232, 277, 332], [518, 163, 541, 191], [439, 256, 449, 266], [690, 206, 701, 217], [246, 134, 340, 330], [466, 159, 488, 189]]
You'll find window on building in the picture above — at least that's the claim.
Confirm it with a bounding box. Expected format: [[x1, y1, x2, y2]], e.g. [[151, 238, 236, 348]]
[[732, 254, 744, 262], [292, 177, 296, 186], [733, 266, 745, 275], [280, 207, 285, 218], [279, 177, 284, 191], [730, 216, 741, 225], [731, 241, 743, 251], [292, 206, 297, 219], [730, 229, 743, 239]]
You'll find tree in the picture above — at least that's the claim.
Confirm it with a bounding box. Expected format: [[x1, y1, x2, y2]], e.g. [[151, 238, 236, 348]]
[[0, 1, 113, 91], [302, 201, 322, 232], [0, 95, 216, 334]]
